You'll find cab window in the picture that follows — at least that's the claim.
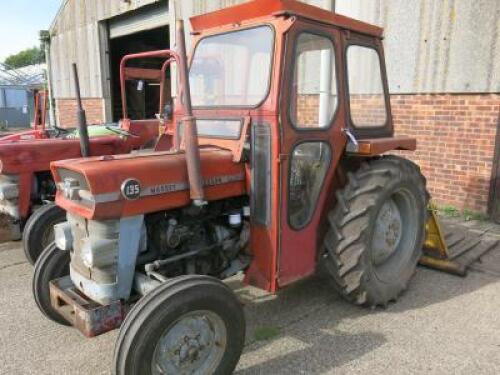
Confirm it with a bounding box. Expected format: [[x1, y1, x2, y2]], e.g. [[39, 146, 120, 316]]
[[290, 33, 338, 129], [289, 142, 331, 229], [347, 45, 387, 128]]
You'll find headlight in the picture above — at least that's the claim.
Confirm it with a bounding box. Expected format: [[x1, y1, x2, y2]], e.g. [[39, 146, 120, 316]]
[[63, 178, 80, 200], [56, 170, 92, 204]]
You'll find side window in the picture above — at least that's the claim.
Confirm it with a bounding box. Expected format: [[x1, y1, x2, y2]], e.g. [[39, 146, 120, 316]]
[[347, 45, 387, 128], [289, 142, 331, 229], [290, 33, 338, 129], [252, 123, 271, 225]]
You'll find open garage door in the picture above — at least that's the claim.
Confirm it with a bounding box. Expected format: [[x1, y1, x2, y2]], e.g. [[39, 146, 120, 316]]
[[490, 119, 500, 223], [107, 2, 171, 122], [109, 3, 169, 39]]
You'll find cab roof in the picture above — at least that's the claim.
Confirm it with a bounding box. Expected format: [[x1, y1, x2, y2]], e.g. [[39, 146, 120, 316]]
[[190, 0, 383, 38]]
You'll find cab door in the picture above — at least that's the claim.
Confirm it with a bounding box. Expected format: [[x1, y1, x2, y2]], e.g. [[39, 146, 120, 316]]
[[278, 21, 347, 285]]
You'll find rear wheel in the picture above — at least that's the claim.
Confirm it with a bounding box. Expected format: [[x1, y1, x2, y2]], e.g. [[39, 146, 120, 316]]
[[23, 203, 66, 265], [322, 156, 428, 307], [114, 275, 245, 375], [32, 242, 70, 326]]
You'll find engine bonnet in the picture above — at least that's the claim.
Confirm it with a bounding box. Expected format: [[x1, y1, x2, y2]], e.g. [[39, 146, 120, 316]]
[[52, 148, 247, 220]]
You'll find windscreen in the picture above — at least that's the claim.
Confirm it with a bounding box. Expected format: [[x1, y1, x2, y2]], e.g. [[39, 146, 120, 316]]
[[190, 26, 274, 107]]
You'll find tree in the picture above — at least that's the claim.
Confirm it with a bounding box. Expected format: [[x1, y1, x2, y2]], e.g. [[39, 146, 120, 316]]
[[3, 47, 45, 69]]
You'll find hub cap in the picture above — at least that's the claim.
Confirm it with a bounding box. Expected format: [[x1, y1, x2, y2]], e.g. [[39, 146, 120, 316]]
[[152, 310, 227, 375], [372, 198, 403, 265]]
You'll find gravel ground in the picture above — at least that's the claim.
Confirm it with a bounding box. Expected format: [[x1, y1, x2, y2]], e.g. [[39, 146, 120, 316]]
[[0, 219, 499, 375]]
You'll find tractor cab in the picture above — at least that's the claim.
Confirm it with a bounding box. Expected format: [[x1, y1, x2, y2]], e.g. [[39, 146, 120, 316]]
[[172, 0, 417, 288], [38, 1, 430, 374]]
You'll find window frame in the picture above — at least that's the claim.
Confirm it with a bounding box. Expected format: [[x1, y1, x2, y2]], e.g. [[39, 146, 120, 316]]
[[287, 140, 332, 230], [288, 30, 341, 132], [189, 24, 276, 110], [176, 117, 244, 142], [344, 36, 393, 138]]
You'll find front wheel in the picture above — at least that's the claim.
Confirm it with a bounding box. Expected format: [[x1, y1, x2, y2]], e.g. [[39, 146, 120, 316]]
[[114, 275, 245, 375], [23, 203, 66, 265], [322, 156, 428, 307], [32, 242, 71, 326]]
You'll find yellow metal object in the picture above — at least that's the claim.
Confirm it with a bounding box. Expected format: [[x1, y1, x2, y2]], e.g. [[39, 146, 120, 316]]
[[423, 203, 449, 258], [419, 203, 466, 276]]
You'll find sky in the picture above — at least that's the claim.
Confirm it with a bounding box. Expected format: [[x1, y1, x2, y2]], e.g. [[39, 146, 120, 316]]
[[0, 0, 62, 62]]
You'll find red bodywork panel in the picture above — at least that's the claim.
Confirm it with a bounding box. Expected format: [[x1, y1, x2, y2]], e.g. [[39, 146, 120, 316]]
[[347, 136, 417, 156], [52, 148, 246, 221]]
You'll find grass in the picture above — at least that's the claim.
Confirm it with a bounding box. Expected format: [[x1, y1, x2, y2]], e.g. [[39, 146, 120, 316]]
[[441, 205, 460, 217], [253, 325, 282, 342], [439, 205, 489, 222]]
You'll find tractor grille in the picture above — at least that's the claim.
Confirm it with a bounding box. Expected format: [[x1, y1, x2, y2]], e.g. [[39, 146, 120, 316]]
[[68, 213, 120, 284]]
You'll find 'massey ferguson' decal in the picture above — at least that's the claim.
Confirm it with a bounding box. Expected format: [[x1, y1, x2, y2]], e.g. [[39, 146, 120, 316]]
[[92, 173, 245, 203], [144, 173, 245, 197]]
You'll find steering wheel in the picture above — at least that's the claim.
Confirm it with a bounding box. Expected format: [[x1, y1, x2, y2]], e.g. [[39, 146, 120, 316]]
[[105, 126, 139, 138], [53, 126, 70, 138]]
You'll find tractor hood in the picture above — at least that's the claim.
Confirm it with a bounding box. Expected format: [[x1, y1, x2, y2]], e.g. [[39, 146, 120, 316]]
[[0, 136, 128, 175], [52, 148, 247, 220]]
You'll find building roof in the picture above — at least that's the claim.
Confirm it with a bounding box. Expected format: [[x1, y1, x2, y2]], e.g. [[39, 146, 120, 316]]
[[190, 0, 383, 37], [0, 64, 46, 87]]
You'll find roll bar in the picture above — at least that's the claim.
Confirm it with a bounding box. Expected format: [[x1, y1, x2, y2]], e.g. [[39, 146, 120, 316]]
[[119, 49, 182, 120]]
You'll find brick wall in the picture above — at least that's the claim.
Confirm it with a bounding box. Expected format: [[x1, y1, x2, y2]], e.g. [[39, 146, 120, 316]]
[[56, 98, 105, 128], [295, 95, 321, 126], [392, 94, 499, 213], [350, 94, 387, 127]]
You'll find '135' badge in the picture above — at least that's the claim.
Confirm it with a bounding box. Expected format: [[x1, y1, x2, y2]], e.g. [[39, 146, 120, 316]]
[[121, 179, 141, 200]]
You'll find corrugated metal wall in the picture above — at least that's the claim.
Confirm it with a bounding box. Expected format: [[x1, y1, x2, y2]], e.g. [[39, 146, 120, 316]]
[[49, 0, 500, 102], [336, 0, 500, 93]]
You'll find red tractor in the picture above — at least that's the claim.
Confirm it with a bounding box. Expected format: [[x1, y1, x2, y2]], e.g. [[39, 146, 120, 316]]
[[0, 50, 176, 264], [34, 1, 437, 373]]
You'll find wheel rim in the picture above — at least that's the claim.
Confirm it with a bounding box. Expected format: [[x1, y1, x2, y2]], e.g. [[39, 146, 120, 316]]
[[372, 198, 403, 265], [151, 310, 227, 375], [371, 188, 418, 282]]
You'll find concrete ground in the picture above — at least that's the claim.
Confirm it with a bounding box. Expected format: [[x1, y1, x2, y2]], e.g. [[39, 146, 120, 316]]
[[1, 219, 500, 374]]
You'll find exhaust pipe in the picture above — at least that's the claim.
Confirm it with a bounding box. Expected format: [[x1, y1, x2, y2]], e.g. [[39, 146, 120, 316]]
[[176, 20, 205, 206], [72, 63, 90, 157]]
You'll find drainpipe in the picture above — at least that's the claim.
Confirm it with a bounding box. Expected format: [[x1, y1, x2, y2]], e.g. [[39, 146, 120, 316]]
[[320, 0, 336, 12], [40, 30, 56, 127], [176, 20, 205, 206]]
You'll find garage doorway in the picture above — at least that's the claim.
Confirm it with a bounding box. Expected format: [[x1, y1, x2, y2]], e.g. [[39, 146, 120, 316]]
[[109, 26, 171, 121]]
